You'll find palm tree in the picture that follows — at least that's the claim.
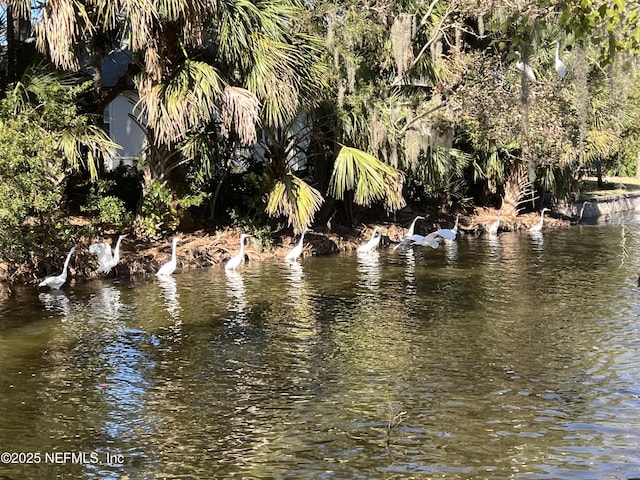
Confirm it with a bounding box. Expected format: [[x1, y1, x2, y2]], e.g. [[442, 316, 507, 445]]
[[31, 0, 325, 225]]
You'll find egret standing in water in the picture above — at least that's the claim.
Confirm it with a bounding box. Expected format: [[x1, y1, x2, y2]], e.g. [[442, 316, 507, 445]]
[[554, 41, 567, 80], [577, 201, 591, 223], [38, 246, 76, 289], [89, 234, 127, 274], [488, 212, 501, 236], [285, 229, 307, 263], [357, 227, 381, 253], [406, 216, 424, 237], [225, 233, 251, 271], [529, 208, 550, 233], [440, 213, 460, 241], [394, 216, 424, 250], [156, 236, 179, 276]]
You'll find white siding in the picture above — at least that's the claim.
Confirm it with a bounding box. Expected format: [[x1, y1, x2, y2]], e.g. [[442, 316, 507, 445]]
[[104, 91, 146, 169]]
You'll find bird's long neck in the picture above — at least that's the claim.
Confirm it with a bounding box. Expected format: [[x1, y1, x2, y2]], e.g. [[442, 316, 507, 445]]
[[239, 237, 246, 255], [555, 43, 561, 60], [541, 210, 546, 221], [171, 240, 178, 261], [113, 237, 124, 262], [408, 219, 418, 235], [62, 250, 74, 274], [298, 232, 306, 247]]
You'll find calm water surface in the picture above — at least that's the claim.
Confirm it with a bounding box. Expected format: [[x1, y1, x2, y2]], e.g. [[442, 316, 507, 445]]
[[2, 218, 640, 479]]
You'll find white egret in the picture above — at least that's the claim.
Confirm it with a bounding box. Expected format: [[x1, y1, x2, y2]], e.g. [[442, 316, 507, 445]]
[[488, 213, 501, 236], [529, 208, 550, 233], [578, 201, 591, 222], [489, 198, 503, 236], [225, 233, 251, 271], [156, 236, 179, 276], [38, 246, 76, 289], [440, 213, 460, 240], [89, 234, 127, 274], [515, 51, 536, 82], [408, 229, 456, 249], [406, 216, 424, 237], [357, 227, 381, 253], [554, 41, 567, 80], [285, 229, 307, 263], [393, 216, 425, 250]]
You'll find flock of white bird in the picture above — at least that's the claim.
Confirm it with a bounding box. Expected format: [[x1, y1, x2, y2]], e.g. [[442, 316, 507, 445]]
[[37, 206, 553, 290], [515, 40, 568, 82]]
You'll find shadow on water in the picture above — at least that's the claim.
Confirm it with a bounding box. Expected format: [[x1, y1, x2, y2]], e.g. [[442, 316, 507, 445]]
[[3, 219, 640, 478]]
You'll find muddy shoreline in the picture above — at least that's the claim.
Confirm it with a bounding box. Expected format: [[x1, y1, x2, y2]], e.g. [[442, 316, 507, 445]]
[[3, 208, 569, 296]]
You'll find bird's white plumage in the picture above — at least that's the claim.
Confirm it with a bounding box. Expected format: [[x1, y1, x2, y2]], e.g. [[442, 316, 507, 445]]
[[409, 229, 456, 249], [393, 216, 424, 250], [285, 230, 307, 263], [357, 227, 381, 253], [515, 51, 536, 82], [554, 41, 567, 80], [441, 213, 460, 241], [489, 215, 501, 236], [225, 234, 250, 271], [406, 216, 424, 237], [156, 237, 179, 276], [529, 208, 549, 233], [38, 246, 76, 289], [89, 234, 126, 273]]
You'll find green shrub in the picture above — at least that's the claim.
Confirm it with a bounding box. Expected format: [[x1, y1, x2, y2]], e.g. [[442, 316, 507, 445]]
[[81, 179, 133, 231]]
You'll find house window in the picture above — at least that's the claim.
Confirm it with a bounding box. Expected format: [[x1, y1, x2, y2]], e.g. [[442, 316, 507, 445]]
[[103, 104, 111, 132]]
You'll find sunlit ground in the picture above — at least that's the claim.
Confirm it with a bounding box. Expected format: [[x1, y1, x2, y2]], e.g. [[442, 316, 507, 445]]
[[582, 175, 640, 197]]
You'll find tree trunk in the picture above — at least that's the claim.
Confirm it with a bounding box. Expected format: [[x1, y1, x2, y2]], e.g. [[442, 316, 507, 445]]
[[596, 159, 604, 188], [6, 6, 34, 84]]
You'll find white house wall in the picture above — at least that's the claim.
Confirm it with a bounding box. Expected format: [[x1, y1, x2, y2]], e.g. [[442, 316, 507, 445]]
[[104, 91, 145, 170]]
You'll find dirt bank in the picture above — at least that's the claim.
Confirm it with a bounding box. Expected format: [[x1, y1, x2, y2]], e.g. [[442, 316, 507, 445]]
[[8, 208, 569, 294]]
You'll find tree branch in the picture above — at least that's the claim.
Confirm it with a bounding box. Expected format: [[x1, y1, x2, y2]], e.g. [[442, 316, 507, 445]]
[[400, 102, 446, 134]]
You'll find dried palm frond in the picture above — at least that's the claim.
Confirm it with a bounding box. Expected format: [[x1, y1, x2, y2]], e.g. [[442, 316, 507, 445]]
[[34, 0, 93, 70], [221, 86, 261, 146], [137, 60, 224, 146]]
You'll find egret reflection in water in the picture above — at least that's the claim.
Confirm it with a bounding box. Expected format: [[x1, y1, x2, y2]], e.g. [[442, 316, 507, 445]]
[[39, 290, 71, 316], [530, 230, 544, 250], [357, 250, 380, 290], [285, 260, 305, 300], [157, 276, 181, 320], [444, 239, 458, 265], [90, 284, 124, 321], [225, 269, 248, 317], [402, 248, 416, 295], [487, 231, 501, 259]]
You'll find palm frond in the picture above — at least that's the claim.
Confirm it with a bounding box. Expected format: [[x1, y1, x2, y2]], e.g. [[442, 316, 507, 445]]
[[137, 60, 224, 146], [34, 0, 94, 70], [266, 172, 324, 234], [221, 85, 261, 146], [58, 122, 119, 180], [328, 145, 406, 211]]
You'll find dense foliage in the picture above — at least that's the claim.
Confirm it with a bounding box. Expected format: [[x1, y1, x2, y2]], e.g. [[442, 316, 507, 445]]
[[0, 70, 115, 263], [0, 0, 638, 257]]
